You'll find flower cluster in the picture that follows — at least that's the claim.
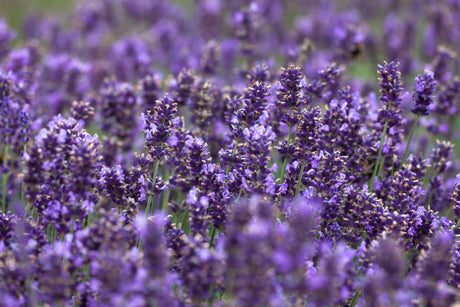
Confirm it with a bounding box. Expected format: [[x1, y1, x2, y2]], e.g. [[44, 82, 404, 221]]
[[1, 1, 460, 306]]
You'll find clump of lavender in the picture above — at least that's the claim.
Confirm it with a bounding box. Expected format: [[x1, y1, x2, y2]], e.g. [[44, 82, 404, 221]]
[[24, 115, 100, 233], [0, 74, 31, 155], [369, 61, 404, 190], [398, 70, 437, 171], [2, 1, 460, 305]]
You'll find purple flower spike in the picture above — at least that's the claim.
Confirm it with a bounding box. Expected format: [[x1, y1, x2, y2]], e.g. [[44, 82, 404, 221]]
[[236, 81, 270, 127], [411, 70, 436, 116], [377, 61, 403, 124], [142, 94, 178, 160]]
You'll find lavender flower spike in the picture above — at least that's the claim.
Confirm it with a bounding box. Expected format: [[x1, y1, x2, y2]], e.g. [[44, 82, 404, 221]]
[[411, 70, 437, 116], [378, 61, 403, 124]]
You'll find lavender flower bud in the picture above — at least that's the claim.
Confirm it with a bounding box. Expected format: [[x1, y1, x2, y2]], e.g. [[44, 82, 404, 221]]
[[236, 81, 270, 127], [377, 61, 403, 124], [411, 70, 436, 116], [247, 61, 271, 83], [429, 140, 453, 175], [142, 94, 178, 160]]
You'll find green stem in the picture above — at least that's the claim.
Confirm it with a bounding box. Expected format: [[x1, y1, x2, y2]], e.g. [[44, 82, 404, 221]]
[[2, 144, 9, 212], [402, 249, 416, 277], [84, 264, 90, 283], [52, 225, 57, 245], [279, 126, 293, 184], [224, 141, 239, 186], [236, 190, 243, 202], [145, 158, 161, 217], [294, 163, 305, 198], [87, 211, 94, 226], [350, 288, 360, 307], [275, 126, 295, 218], [180, 207, 190, 234], [369, 121, 389, 192], [209, 225, 217, 248], [70, 217, 75, 235], [399, 116, 420, 171], [377, 156, 386, 177], [161, 169, 175, 212], [426, 191, 433, 209]]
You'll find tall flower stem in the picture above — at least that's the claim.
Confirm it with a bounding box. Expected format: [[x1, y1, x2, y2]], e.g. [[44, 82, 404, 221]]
[[209, 225, 217, 248], [350, 289, 360, 307], [279, 126, 293, 184], [399, 116, 420, 170], [145, 158, 161, 217], [161, 168, 175, 212], [294, 163, 305, 198], [224, 140, 239, 186], [369, 121, 388, 192]]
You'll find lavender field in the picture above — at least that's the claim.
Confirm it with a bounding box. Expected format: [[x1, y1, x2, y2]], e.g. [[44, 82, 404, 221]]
[[1, 0, 460, 306]]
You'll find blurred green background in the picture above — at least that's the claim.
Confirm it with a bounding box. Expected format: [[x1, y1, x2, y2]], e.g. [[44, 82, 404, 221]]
[[0, 0, 75, 32]]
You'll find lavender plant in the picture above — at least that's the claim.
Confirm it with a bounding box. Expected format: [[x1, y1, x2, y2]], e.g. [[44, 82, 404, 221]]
[[1, 1, 460, 306]]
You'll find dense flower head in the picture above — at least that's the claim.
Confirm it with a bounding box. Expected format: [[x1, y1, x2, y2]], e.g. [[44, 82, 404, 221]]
[[236, 81, 270, 126], [99, 79, 139, 151], [70, 100, 94, 123], [190, 80, 216, 132], [378, 61, 403, 105], [2, 1, 460, 305], [411, 70, 437, 116], [187, 187, 211, 238], [450, 174, 460, 217], [247, 61, 271, 83], [429, 140, 453, 175], [142, 94, 178, 159], [0, 74, 31, 154], [294, 106, 322, 162], [277, 65, 304, 109], [171, 69, 195, 107], [24, 115, 101, 231], [0, 211, 15, 248], [377, 61, 404, 126]]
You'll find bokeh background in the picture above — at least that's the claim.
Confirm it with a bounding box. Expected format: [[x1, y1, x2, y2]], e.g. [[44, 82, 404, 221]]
[[0, 0, 74, 34]]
